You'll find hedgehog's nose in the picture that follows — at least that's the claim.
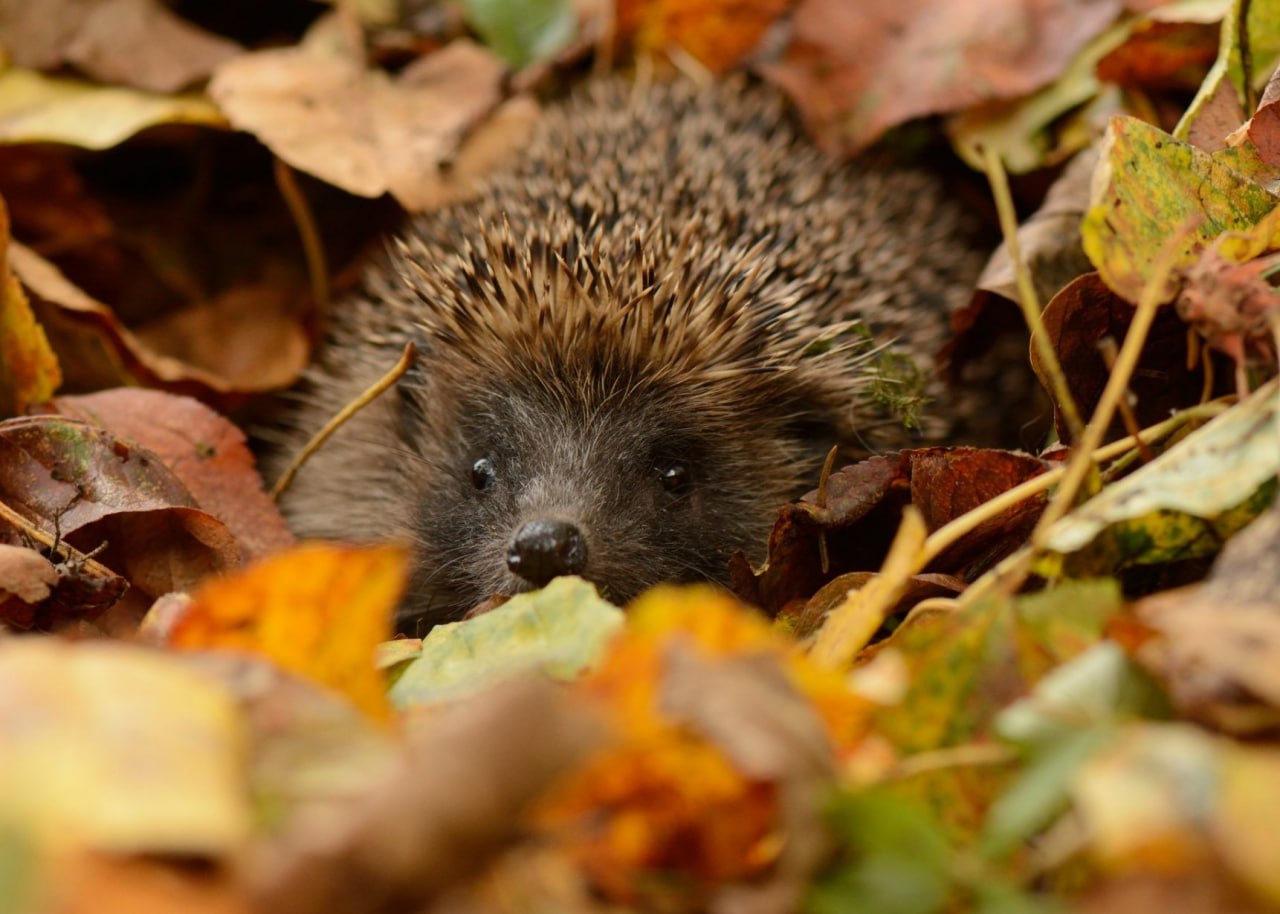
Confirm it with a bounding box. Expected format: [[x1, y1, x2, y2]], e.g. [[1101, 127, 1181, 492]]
[[507, 519, 588, 586]]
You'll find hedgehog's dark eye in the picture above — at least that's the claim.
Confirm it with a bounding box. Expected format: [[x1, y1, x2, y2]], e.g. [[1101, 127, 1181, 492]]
[[471, 456, 496, 491], [655, 462, 690, 495]]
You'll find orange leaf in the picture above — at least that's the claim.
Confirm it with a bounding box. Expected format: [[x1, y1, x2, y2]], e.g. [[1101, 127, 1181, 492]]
[[619, 0, 790, 74], [166, 543, 407, 721]]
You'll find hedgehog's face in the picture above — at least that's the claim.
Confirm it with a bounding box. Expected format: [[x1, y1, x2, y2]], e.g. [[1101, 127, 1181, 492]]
[[396, 379, 803, 632]]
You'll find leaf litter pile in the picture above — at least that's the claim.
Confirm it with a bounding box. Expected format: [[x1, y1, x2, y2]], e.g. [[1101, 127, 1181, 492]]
[[1, 1, 1280, 913]]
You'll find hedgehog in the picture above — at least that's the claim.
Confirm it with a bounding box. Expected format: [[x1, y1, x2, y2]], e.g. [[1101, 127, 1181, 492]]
[[274, 78, 983, 632]]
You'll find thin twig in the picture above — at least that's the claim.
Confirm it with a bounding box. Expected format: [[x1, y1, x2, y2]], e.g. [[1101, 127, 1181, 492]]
[[1096, 337, 1154, 462], [0, 499, 120, 581], [815, 444, 839, 575], [274, 157, 330, 314], [271, 343, 417, 500], [980, 145, 1088, 447]]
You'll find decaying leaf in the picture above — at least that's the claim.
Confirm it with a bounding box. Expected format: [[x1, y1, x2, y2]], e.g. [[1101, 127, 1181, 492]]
[[1082, 115, 1280, 305], [51, 388, 294, 559], [1036, 378, 1279, 577], [1137, 500, 1280, 733], [0, 414, 242, 600]]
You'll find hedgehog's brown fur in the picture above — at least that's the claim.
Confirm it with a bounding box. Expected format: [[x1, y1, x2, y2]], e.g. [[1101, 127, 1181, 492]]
[[274, 78, 983, 631]]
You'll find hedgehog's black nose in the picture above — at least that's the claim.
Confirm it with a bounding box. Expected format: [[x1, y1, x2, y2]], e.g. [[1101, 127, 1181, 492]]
[[507, 519, 588, 586]]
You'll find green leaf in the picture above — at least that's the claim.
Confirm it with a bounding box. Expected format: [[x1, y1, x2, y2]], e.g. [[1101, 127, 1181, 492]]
[[459, 0, 576, 69], [387, 576, 623, 709], [807, 790, 952, 914]]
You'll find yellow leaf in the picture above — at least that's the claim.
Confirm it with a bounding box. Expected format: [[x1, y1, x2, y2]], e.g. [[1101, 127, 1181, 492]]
[[0, 639, 249, 857], [0, 69, 224, 150], [168, 543, 407, 721], [0, 197, 60, 415]]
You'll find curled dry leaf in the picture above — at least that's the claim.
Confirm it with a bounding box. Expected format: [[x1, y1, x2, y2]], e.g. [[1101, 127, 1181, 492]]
[[732, 448, 1054, 615], [51, 388, 294, 559], [0, 414, 242, 601], [765, 0, 1124, 154], [1034, 272, 1222, 443], [0, 0, 241, 93], [209, 34, 531, 211], [10, 241, 306, 403]]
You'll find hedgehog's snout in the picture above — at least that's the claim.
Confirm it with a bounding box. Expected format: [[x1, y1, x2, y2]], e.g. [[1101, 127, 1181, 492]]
[[506, 518, 589, 587]]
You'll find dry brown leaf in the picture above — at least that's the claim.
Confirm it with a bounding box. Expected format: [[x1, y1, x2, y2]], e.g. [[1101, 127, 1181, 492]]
[[52, 389, 294, 559], [0, 0, 240, 92], [1138, 502, 1280, 734], [249, 676, 603, 914], [10, 241, 305, 402], [210, 35, 523, 210], [765, 0, 1123, 154]]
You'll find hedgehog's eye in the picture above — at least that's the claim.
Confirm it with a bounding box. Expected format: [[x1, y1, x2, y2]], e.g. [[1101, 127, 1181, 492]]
[[655, 462, 690, 496], [471, 456, 496, 491]]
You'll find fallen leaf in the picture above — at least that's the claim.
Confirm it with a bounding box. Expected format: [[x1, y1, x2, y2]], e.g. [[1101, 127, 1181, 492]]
[[51, 388, 294, 559], [1096, 18, 1221, 91], [0, 69, 225, 149], [1137, 500, 1280, 734], [460, 0, 576, 69], [0, 198, 60, 416], [732, 448, 1053, 615], [166, 543, 408, 721], [619, 0, 790, 74], [209, 34, 521, 210], [131, 282, 310, 398], [1034, 272, 1221, 443], [766, 0, 1124, 154], [1082, 115, 1279, 304], [250, 676, 602, 914], [11, 241, 304, 401], [0, 638, 250, 857], [1036, 378, 1279, 577], [0, 414, 243, 600], [0, 0, 241, 93], [1074, 723, 1280, 903], [388, 576, 624, 709]]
